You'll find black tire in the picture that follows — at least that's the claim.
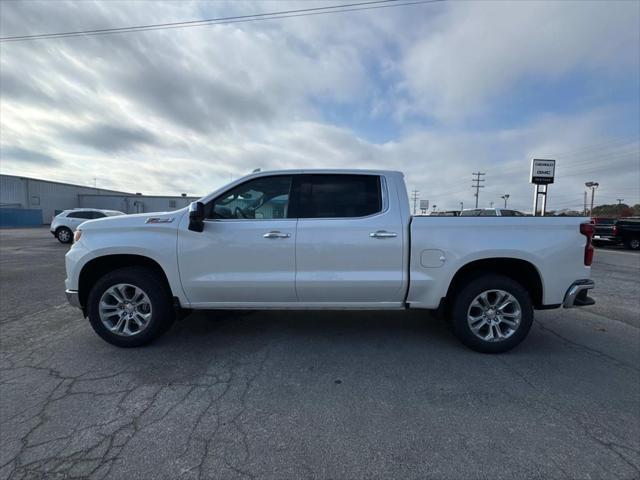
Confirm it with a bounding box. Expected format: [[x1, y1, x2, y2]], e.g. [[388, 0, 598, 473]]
[[56, 227, 73, 244], [450, 274, 533, 353], [86, 267, 175, 347], [625, 238, 640, 250]]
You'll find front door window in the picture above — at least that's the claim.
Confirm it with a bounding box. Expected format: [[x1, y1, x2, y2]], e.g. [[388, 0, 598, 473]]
[[209, 176, 292, 220]]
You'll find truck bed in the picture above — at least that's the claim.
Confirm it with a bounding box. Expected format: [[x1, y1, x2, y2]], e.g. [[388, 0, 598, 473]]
[[407, 216, 590, 309]]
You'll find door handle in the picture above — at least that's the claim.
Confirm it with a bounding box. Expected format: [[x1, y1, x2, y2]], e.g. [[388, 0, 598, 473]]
[[263, 231, 291, 239], [369, 230, 398, 238]]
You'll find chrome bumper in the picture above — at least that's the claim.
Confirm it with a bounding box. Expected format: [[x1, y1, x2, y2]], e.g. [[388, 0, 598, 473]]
[[563, 280, 595, 308], [65, 289, 82, 309]]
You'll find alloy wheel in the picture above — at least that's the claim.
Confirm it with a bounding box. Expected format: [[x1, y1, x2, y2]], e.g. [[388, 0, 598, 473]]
[[467, 289, 522, 342], [98, 283, 152, 336]]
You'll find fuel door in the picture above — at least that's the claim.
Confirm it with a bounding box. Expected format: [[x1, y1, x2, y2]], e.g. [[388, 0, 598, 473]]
[[420, 249, 446, 268]]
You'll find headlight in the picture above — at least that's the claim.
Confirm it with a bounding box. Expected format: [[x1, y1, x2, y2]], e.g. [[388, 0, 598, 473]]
[[73, 229, 82, 242]]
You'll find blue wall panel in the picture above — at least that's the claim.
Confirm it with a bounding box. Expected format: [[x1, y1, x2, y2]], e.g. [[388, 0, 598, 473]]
[[0, 208, 43, 227]]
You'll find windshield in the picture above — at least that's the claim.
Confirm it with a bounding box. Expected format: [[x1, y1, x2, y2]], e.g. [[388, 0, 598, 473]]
[[460, 209, 482, 216]]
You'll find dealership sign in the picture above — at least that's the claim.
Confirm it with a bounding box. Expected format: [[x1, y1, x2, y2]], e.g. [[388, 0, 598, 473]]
[[530, 159, 556, 184]]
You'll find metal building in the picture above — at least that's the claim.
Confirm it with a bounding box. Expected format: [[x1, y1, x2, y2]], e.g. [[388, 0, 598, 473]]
[[1, 174, 197, 227], [77, 193, 195, 215]]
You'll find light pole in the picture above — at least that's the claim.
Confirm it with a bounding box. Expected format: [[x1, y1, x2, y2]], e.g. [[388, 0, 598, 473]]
[[617, 198, 624, 205], [585, 182, 599, 216], [460, 201, 464, 211], [501, 194, 510, 208], [490, 201, 494, 208]]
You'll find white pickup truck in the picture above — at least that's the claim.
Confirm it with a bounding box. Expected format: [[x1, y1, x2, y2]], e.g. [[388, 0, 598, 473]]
[[65, 169, 596, 353]]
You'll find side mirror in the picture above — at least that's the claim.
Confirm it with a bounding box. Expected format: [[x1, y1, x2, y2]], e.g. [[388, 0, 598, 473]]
[[188, 201, 205, 232]]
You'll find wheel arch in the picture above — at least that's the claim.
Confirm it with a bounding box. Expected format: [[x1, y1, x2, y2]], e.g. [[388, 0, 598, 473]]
[[445, 257, 544, 309], [78, 254, 173, 309]]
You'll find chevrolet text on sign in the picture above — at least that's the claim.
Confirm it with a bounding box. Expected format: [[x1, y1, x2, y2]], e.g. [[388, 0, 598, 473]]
[[531, 159, 556, 184]]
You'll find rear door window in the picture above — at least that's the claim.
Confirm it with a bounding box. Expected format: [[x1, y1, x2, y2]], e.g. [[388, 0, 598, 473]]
[[296, 174, 382, 218], [67, 211, 94, 219]]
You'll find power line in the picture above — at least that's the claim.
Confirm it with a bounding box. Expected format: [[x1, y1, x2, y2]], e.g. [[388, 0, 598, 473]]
[[0, 0, 444, 43], [485, 147, 639, 181]]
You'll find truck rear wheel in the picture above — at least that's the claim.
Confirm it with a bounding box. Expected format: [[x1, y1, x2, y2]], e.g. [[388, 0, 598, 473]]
[[450, 274, 533, 353], [86, 267, 175, 347]]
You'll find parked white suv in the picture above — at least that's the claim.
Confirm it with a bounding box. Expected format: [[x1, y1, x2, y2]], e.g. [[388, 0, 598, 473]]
[[51, 209, 124, 243]]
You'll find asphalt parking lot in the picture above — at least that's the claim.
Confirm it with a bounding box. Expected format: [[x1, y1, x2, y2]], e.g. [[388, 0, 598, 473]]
[[1, 227, 639, 480]]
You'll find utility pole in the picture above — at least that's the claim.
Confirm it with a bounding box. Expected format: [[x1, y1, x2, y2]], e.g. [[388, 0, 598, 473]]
[[501, 194, 510, 208], [410, 189, 420, 215], [472, 172, 485, 208], [585, 182, 599, 216]]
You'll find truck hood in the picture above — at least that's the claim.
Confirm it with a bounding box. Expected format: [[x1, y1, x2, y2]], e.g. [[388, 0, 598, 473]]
[[77, 209, 188, 231]]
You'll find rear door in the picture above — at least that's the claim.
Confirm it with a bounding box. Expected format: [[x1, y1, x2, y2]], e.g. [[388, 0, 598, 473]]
[[294, 174, 405, 305]]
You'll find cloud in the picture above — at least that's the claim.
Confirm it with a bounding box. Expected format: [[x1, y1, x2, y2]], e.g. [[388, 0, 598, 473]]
[[60, 124, 158, 153], [0, 0, 638, 212], [0, 146, 60, 166], [400, 0, 640, 120]]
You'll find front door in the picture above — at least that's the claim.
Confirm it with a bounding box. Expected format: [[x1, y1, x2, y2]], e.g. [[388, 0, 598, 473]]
[[178, 175, 297, 307]]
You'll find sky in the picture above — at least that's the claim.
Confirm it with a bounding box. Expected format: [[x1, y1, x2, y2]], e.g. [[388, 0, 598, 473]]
[[1, 0, 639, 213]]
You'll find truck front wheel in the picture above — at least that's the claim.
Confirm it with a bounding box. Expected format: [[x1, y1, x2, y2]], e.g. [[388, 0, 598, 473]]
[[86, 267, 175, 347], [450, 274, 533, 353]]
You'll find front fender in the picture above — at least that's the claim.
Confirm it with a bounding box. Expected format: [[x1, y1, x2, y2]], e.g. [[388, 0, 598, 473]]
[[64, 213, 189, 307]]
